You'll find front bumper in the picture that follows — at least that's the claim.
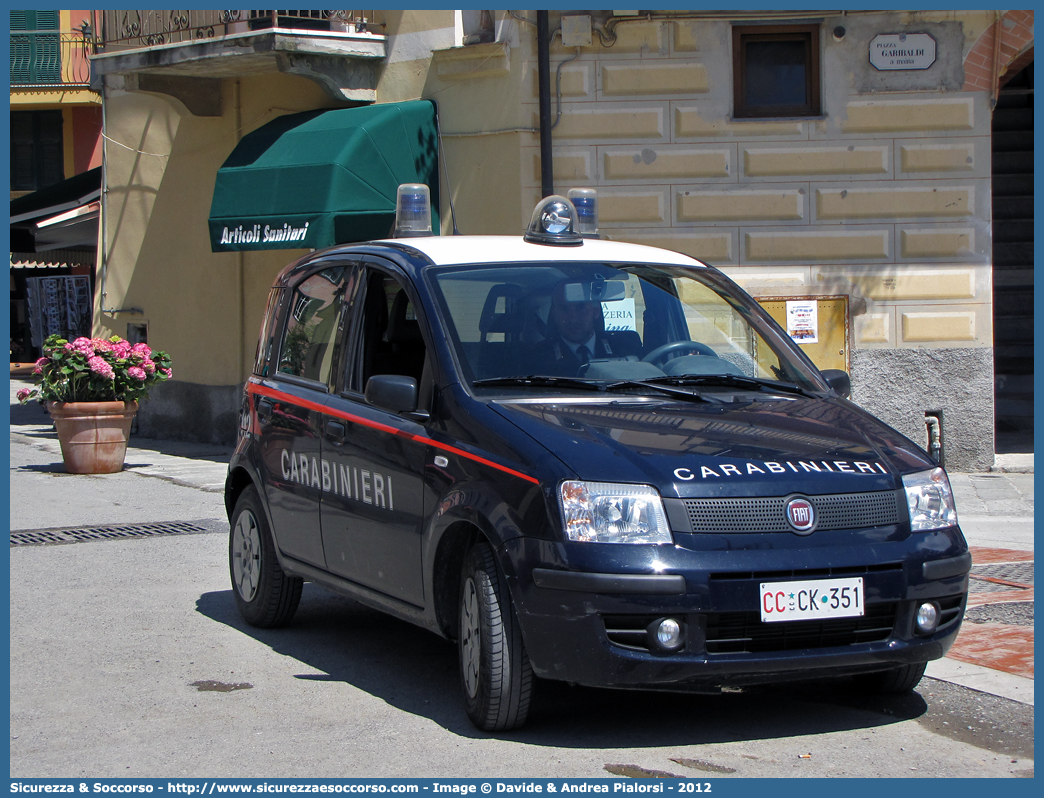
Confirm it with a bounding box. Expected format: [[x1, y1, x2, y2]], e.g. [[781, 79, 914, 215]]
[[502, 525, 969, 690]]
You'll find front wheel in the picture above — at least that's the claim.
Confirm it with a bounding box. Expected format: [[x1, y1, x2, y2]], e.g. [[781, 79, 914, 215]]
[[854, 662, 927, 694], [459, 542, 533, 731], [229, 486, 303, 627]]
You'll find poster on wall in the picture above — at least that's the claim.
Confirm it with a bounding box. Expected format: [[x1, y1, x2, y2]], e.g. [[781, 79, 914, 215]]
[[785, 299, 819, 344]]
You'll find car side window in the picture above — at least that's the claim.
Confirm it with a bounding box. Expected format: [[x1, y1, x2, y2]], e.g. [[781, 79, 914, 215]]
[[346, 269, 428, 396], [254, 288, 284, 377], [276, 265, 352, 385]]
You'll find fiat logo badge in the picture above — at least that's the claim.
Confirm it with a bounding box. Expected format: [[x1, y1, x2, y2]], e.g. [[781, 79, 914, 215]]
[[785, 497, 816, 534]]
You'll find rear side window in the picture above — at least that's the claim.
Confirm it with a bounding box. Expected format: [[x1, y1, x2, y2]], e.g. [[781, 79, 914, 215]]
[[254, 288, 283, 377], [276, 266, 352, 385]]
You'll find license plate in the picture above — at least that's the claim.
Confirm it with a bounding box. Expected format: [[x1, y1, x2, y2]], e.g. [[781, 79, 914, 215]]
[[759, 577, 864, 623]]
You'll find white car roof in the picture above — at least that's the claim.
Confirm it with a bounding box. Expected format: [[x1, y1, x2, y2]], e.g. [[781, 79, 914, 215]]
[[377, 235, 709, 269]]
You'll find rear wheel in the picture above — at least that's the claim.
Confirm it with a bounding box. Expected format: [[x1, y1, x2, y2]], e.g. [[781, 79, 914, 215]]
[[459, 542, 533, 731], [229, 486, 302, 627], [854, 662, 927, 694]]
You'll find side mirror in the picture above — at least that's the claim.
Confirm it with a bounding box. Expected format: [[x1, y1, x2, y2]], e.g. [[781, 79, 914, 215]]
[[365, 374, 418, 414], [821, 369, 851, 399]]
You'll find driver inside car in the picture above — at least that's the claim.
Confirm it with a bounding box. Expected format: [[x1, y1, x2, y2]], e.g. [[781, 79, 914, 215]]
[[526, 280, 638, 377]]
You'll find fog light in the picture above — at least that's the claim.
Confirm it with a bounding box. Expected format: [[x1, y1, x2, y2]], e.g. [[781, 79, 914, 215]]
[[655, 618, 683, 649], [915, 602, 939, 634]]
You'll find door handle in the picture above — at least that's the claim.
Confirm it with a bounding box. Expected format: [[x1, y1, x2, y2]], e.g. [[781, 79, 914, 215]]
[[326, 420, 347, 444]]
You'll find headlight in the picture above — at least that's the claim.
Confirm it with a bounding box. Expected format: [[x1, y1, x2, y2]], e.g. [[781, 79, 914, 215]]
[[902, 468, 958, 531], [558, 481, 673, 544]]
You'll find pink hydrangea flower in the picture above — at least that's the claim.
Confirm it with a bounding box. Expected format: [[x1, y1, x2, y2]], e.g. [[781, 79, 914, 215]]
[[92, 338, 114, 353], [16, 388, 30, 402], [33, 357, 49, 375], [88, 356, 115, 379], [112, 340, 132, 359], [69, 337, 95, 356], [130, 342, 152, 360], [160, 367, 173, 379], [143, 361, 156, 374], [128, 366, 147, 381]]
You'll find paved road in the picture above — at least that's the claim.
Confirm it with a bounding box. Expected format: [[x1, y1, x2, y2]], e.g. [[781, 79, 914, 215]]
[[8, 529, 1034, 779], [8, 382, 1034, 779]]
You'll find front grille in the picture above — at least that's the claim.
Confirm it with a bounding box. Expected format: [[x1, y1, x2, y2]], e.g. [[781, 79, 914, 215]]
[[705, 603, 897, 654], [684, 491, 901, 533]]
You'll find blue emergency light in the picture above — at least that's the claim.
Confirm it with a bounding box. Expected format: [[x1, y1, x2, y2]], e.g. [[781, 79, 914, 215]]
[[393, 184, 433, 237]]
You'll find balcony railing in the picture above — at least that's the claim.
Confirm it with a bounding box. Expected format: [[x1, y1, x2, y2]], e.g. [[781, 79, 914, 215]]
[[93, 10, 383, 52], [10, 30, 93, 88]]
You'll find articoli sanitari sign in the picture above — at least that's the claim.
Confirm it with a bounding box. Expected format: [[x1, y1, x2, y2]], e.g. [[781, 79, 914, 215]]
[[870, 33, 937, 70], [217, 221, 311, 248]]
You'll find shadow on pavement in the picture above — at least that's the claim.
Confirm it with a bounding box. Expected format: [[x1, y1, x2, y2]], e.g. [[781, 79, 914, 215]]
[[15, 463, 70, 475], [196, 584, 928, 746], [10, 400, 51, 427], [13, 399, 232, 463]]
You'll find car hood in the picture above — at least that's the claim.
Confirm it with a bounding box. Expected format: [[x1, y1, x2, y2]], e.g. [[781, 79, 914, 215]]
[[490, 394, 935, 498]]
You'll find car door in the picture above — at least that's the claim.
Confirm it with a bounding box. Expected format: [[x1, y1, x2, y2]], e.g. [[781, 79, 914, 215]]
[[254, 262, 353, 568], [319, 262, 428, 606]]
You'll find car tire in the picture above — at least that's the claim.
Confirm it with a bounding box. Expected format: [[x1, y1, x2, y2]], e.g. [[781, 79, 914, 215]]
[[458, 542, 533, 731], [229, 485, 303, 628], [855, 661, 927, 694]]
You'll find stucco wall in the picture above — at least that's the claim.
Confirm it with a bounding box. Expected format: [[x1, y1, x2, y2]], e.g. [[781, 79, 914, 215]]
[[377, 10, 529, 236], [136, 379, 241, 446], [95, 72, 338, 442], [850, 348, 994, 471], [96, 72, 336, 380]]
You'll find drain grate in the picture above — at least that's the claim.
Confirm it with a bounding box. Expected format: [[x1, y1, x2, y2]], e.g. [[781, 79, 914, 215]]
[[968, 561, 1034, 593], [11, 520, 219, 547]]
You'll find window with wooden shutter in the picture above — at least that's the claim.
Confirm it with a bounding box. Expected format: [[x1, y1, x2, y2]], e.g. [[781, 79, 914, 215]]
[[10, 110, 64, 191], [9, 9, 61, 84]]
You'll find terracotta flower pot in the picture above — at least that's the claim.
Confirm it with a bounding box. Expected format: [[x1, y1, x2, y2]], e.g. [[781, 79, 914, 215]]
[[47, 400, 139, 474]]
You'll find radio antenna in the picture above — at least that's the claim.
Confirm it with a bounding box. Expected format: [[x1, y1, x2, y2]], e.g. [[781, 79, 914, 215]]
[[434, 104, 460, 235]]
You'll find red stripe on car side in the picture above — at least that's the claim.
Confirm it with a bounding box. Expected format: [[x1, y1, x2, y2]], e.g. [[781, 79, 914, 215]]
[[248, 381, 540, 485]]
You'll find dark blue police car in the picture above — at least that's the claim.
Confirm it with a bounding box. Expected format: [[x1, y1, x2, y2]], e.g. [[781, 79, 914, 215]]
[[225, 186, 970, 731]]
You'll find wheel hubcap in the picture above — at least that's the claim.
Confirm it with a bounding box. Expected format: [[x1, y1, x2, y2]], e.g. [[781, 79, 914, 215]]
[[460, 576, 480, 698], [232, 509, 261, 602]]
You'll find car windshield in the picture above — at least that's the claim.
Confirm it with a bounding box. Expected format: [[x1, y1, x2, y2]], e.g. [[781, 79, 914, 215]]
[[429, 262, 827, 394]]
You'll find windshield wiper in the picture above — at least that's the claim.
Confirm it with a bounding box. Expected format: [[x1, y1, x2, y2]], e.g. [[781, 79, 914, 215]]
[[604, 380, 715, 403], [637, 374, 819, 398], [472, 375, 606, 391]]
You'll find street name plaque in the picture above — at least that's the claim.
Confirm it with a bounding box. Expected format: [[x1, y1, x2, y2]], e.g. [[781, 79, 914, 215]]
[[870, 33, 937, 70]]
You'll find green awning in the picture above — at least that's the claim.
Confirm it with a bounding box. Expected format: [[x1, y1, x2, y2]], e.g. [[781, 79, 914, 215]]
[[208, 100, 439, 252]]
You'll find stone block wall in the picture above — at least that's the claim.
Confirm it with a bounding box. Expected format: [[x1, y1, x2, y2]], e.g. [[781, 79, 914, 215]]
[[512, 12, 1004, 470]]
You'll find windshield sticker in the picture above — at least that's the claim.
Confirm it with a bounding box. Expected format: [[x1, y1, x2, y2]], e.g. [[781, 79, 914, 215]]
[[674, 460, 888, 480], [281, 449, 394, 509], [602, 298, 637, 332]]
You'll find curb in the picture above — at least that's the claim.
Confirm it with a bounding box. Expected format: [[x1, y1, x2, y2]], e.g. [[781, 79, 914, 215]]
[[926, 658, 1034, 706], [992, 453, 1034, 474]]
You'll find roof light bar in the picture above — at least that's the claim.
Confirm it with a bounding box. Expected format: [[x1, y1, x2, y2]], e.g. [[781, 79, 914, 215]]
[[524, 195, 583, 246], [393, 183, 433, 238], [567, 188, 599, 238]]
